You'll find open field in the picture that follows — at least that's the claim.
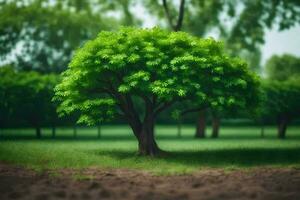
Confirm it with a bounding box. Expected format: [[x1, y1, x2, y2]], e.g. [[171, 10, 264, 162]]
[[0, 125, 300, 174]]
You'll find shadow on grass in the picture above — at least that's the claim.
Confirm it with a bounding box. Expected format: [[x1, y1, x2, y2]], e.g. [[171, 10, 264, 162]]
[[91, 148, 300, 168]]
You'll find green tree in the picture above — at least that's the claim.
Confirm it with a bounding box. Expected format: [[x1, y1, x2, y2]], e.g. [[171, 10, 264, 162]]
[[261, 54, 300, 138], [0, 66, 59, 137], [54, 27, 259, 155], [265, 54, 300, 81], [0, 0, 118, 73], [261, 78, 300, 138]]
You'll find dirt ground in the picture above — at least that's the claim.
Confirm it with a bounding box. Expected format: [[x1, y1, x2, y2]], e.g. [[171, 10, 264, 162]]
[[1, 163, 300, 200]]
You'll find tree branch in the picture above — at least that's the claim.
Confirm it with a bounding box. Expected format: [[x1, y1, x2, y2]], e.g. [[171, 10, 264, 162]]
[[175, 0, 185, 31], [181, 107, 204, 116], [154, 100, 176, 116], [162, 0, 176, 31], [162, 0, 185, 31]]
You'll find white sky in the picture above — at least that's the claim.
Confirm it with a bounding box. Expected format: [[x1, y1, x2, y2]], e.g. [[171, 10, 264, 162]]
[[262, 25, 300, 65]]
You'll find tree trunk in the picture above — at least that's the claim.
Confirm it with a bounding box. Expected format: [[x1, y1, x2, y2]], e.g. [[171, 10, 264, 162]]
[[136, 115, 161, 156], [52, 126, 56, 138], [36, 127, 41, 139], [278, 115, 289, 139], [211, 116, 220, 138], [195, 110, 206, 138], [97, 125, 101, 138]]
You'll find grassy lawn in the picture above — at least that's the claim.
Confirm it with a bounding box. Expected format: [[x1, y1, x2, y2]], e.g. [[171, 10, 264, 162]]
[[0, 125, 300, 174]]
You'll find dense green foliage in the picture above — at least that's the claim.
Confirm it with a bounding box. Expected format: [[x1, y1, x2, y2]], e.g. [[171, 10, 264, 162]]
[[261, 78, 300, 137], [54, 27, 259, 126], [1, 126, 300, 174], [263, 78, 300, 118], [0, 0, 117, 73], [0, 66, 59, 129], [260, 54, 300, 138], [265, 54, 300, 81]]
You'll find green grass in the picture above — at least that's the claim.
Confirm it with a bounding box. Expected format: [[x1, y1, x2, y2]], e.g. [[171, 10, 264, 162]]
[[0, 125, 300, 174]]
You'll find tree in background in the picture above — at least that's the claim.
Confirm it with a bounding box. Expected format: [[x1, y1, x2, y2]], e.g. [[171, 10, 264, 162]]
[[0, 66, 59, 138], [0, 0, 118, 73], [265, 54, 300, 81], [54, 27, 259, 155], [260, 54, 300, 138], [261, 78, 300, 138]]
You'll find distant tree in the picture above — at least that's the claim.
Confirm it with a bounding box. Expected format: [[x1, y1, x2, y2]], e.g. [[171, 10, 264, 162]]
[[0, 66, 17, 129], [265, 54, 300, 81], [54, 27, 259, 155], [261, 78, 300, 138], [261, 54, 300, 138], [0, 66, 59, 137], [0, 0, 118, 73]]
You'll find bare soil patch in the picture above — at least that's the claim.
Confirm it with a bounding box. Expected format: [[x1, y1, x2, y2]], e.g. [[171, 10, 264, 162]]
[[1, 163, 300, 200]]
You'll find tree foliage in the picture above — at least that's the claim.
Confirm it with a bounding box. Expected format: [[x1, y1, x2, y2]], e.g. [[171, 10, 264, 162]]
[[0, 66, 59, 135], [0, 0, 118, 73], [265, 54, 300, 81], [54, 27, 259, 155], [259, 54, 300, 138], [261, 77, 300, 138]]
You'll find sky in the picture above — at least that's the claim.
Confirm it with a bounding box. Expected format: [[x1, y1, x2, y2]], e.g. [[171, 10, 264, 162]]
[[262, 25, 300, 65]]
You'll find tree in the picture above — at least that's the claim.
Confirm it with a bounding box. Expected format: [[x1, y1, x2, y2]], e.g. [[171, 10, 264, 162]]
[[54, 27, 259, 155], [0, 66, 59, 137], [0, 0, 118, 73], [261, 54, 300, 138], [261, 78, 300, 138], [265, 54, 300, 81]]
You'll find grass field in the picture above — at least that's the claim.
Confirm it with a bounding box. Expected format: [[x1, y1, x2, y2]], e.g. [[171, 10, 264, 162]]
[[0, 125, 300, 174]]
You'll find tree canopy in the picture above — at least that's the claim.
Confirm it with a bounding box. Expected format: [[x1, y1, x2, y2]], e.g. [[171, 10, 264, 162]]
[[261, 77, 300, 138], [260, 54, 300, 138], [54, 27, 259, 155], [0, 0, 118, 73], [0, 66, 59, 137], [265, 54, 300, 81]]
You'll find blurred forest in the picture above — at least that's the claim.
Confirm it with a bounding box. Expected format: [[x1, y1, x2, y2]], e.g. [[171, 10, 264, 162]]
[[0, 0, 300, 137]]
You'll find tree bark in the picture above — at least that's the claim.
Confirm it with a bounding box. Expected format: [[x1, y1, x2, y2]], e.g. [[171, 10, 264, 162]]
[[195, 110, 206, 138], [211, 116, 220, 138], [278, 115, 289, 139], [36, 127, 41, 139], [132, 112, 161, 156]]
